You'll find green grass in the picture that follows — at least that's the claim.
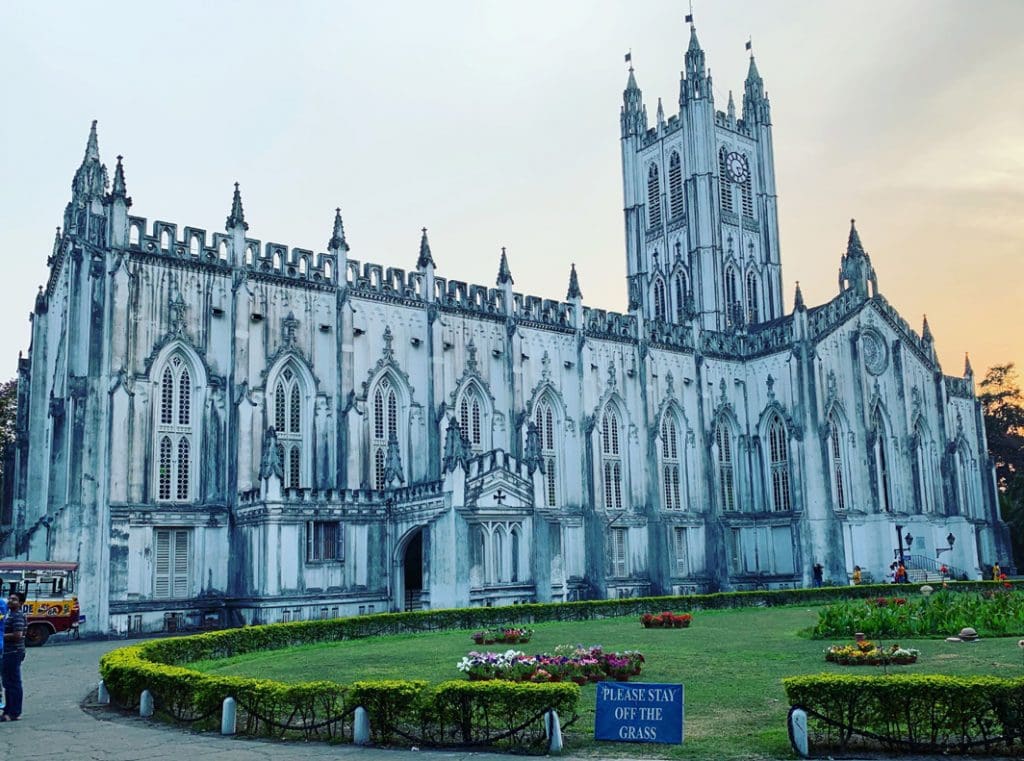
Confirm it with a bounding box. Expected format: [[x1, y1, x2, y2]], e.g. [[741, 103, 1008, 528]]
[[191, 605, 1024, 760]]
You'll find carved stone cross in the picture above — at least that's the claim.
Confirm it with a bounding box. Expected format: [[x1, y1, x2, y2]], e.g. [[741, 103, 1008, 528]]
[[494, 489, 506, 505]]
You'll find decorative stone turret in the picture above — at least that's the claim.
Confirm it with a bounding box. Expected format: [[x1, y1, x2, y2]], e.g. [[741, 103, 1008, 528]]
[[327, 207, 349, 280], [496, 247, 514, 315], [742, 52, 771, 124], [64, 121, 109, 243], [567, 263, 583, 328], [106, 155, 132, 248], [383, 431, 405, 486], [838, 219, 878, 300], [680, 22, 711, 104], [225, 182, 248, 266], [417, 227, 435, 302], [620, 61, 647, 138]]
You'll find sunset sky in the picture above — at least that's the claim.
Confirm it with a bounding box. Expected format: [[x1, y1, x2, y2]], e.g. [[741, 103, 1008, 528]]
[[1, 0, 1020, 382]]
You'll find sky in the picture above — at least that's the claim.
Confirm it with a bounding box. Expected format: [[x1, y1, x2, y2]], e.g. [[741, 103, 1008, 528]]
[[1, 0, 1021, 382]]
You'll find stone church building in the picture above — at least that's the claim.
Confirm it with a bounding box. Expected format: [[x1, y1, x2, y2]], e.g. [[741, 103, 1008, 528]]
[[2, 24, 1012, 634]]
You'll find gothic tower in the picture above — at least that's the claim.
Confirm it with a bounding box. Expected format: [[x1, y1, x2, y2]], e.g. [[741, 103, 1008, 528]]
[[621, 21, 783, 331]]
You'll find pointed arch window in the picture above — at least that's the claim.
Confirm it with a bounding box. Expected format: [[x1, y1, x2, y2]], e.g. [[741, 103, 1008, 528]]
[[715, 419, 736, 511], [660, 416, 683, 510], [718, 149, 734, 213], [957, 447, 974, 517], [535, 399, 559, 507], [767, 415, 791, 511], [745, 271, 759, 324], [674, 271, 688, 322], [668, 151, 684, 219], [913, 423, 931, 513], [601, 408, 623, 511], [492, 527, 505, 583], [872, 409, 892, 512], [647, 164, 662, 228], [828, 416, 846, 511], [725, 266, 740, 327], [459, 386, 485, 453], [653, 278, 667, 322], [274, 367, 305, 489], [372, 376, 399, 489], [155, 355, 194, 502]]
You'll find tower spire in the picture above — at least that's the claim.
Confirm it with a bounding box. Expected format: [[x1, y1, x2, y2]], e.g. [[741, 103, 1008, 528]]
[[417, 227, 435, 269], [922, 314, 933, 342], [621, 53, 646, 137], [964, 353, 973, 376], [328, 207, 349, 252], [85, 120, 100, 161], [682, 20, 709, 102], [793, 281, 805, 311], [838, 218, 877, 300], [496, 247, 513, 285], [566, 263, 582, 300], [226, 182, 248, 231], [109, 155, 130, 205], [742, 47, 770, 123], [70, 120, 108, 202]]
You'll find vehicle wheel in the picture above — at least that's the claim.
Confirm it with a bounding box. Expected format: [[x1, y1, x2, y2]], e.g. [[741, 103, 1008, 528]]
[[26, 623, 51, 647]]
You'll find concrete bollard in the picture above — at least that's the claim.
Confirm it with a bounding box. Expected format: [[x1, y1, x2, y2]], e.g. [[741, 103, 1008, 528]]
[[221, 697, 237, 736], [545, 709, 563, 754], [353, 705, 370, 745], [139, 689, 154, 718], [788, 706, 809, 758], [97, 679, 110, 705]]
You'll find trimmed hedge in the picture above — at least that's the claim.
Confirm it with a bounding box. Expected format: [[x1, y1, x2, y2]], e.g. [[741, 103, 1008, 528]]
[[783, 673, 1024, 754], [98, 581, 1022, 748]]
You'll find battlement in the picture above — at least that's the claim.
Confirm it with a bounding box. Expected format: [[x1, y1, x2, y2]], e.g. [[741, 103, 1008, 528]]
[[237, 479, 444, 507], [464, 449, 532, 482], [714, 111, 754, 137], [126, 215, 338, 285]]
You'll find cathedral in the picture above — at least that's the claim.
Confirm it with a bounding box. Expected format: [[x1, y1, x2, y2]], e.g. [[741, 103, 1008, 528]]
[[1, 23, 1012, 635]]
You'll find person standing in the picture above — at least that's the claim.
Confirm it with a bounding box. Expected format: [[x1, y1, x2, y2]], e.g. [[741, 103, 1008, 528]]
[[852, 565, 862, 585], [1, 591, 26, 721], [812, 563, 824, 588], [0, 583, 9, 715], [992, 561, 1001, 581]]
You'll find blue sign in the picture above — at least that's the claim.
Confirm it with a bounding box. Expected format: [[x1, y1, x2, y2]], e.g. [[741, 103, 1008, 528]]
[[594, 681, 684, 744]]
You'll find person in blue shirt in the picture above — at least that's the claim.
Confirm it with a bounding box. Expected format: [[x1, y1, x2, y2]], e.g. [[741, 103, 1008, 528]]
[[0, 578, 7, 713]]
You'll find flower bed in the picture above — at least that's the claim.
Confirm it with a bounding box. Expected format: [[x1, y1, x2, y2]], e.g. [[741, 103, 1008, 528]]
[[457, 645, 645, 684], [470, 627, 533, 645], [813, 588, 1024, 639], [824, 640, 920, 666], [641, 611, 692, 628]]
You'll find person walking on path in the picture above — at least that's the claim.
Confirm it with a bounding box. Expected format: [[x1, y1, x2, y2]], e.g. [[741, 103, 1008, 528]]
[[1, 591, 26, 721]]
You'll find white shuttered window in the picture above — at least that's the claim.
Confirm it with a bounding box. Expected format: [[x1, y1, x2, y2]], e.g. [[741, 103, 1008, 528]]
[[154, 529, 190, 599]]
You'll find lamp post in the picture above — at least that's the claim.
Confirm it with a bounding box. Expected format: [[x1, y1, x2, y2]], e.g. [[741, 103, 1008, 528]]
[[936, 532, 956, 558], [895, 524, 905, 565]]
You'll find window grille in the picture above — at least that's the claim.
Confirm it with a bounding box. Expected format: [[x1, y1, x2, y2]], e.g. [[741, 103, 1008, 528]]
[[601, 409, 623, 510], [661, 417, 682, 510], [746, 271, 759, 324], [768, 416, 791, 511], [610, 528, 627, 577], [653, 278, 667, 321], [718, 149, 734, 213], [371, 377, 399, 489], [741, 171, 754, 217], [674, 272, 688, 322], [668, 152, 684, 219], [306, 521, 344, 562], [647, 164, 662, 228], [673, 527, 688, 575], [536, 400, 558, 507], [716, 421, 735, 511], [274, 366, 304, 488], [830, 418, 846, 511], [155, 355, 194, 502]]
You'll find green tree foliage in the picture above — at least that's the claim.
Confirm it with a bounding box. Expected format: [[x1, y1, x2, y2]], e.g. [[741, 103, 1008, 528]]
[[978, 363, 1024, 567], [0, 377, 16, 483]]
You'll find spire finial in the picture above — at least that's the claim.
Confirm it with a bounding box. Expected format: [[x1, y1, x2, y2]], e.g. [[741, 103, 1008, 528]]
[[567, 263, 582, 300], [417, 227, 435, 269], [964, 353, 973, 376], [110, 154, 130, 203], [846, 218, 865, 257], [496, 246, 513, 286], [922, 314, 933, 341], [85, 120, 100, 161], [328, 207, 349, 252], [794, 281, 805, 311], [226, 182, 248, 231]]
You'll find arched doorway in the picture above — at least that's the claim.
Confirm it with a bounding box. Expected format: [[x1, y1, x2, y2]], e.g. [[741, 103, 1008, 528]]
[[402, 529, 424, 611]]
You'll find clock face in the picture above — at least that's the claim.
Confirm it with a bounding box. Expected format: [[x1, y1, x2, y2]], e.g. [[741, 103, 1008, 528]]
[[726, 152, 749, 183]]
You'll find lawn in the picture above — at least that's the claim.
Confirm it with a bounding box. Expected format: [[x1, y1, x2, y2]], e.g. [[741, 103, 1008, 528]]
[[192, 605, 1023, 760]]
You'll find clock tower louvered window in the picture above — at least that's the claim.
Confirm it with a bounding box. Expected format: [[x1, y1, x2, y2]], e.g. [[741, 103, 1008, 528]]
[[647, 164, 662, 228], [668, 151, 684, 219]]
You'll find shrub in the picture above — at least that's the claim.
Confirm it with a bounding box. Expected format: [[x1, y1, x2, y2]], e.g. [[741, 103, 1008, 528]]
[[641, 612, 692, 628], [813, 589, 1024, 639], [783, 673, 1024, 754]]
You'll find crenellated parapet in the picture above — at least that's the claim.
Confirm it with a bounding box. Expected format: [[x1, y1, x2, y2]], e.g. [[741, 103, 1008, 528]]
[[124, 215, 338, 287]]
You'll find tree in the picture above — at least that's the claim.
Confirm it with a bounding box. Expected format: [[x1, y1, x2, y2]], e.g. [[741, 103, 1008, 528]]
[[978, 363, 1024, 489], [0, 377, 16, 474], [979, 363, 1024, 568]]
